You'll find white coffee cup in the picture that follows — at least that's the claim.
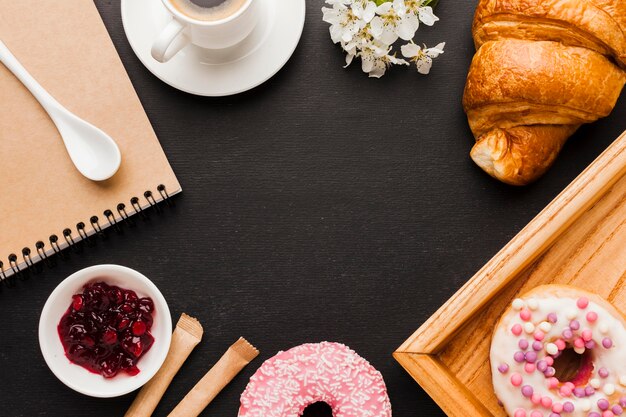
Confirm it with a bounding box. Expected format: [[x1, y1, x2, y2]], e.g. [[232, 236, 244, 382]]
[[151, 0, 259, 63]]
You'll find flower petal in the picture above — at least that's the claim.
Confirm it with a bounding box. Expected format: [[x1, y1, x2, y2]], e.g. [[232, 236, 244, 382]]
[[418, 6, 439, 26], [376, 2, 392, 14], [368, 60, 387, 78], [397, 13, 419, 40], [371, 41, 389, 56], [329, 25, 344, 43], [343, 40, 357, 55], [344, 52, 355, 67], [363, 1, 377, 22], [425, 42, 445, 58], [393, 0, 406, 15], [369, 16, 384, 39], [400, 42, 421, 58], [380, 27, 399, 45], [321, 7, 341, 24], [389, 55, 409, 66], [416, 56, 433, 74], [341, 20, 360, 42], [352, 1, 364, 18], [361, 55, 375, 73]]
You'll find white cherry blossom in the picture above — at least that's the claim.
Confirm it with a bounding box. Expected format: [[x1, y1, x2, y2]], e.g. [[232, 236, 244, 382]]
[[401, 41, 445, 74], [352, 0, 377, 23], [322, 1, 363, 43], [359, 43, 408, 78], [343, 36, 408, 77], [322, 0, 446, 77], [369, 0, 419, 44]]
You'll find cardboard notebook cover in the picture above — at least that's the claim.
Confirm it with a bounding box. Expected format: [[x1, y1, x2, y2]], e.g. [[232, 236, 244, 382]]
[[0, 1, 181, 277]]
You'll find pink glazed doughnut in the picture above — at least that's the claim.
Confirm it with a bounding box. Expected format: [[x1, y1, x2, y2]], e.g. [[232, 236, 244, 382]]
[[238, 342, 392, 417]]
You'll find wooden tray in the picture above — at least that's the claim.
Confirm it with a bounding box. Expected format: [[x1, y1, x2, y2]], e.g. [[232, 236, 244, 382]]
[[393, 131, 626, 417]]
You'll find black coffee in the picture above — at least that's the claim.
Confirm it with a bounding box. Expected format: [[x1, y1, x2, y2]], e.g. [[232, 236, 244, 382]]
[[169, 0, 247, 21], [188, 0, 227, 7]]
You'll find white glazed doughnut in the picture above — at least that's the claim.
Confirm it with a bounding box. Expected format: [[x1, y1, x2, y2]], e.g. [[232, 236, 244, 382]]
[[238, 342, 392, 417], [491, 285, 626, 417]]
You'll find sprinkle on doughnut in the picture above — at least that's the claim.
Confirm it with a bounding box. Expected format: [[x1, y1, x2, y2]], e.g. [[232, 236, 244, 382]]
[[539, 322, 552, 333], [563, 401, 575, 412], [547, 313, 558, 324], [577, 297, 590, 309], [491, 286, 626, 417], [546, 343, 558, 356], [522, 385, 534, 398], [238, 342, 391, 417]]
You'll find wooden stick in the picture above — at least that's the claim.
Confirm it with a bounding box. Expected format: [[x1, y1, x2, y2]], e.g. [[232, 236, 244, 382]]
[[167, 338, 259, 417], [125, 314, 203, 417]]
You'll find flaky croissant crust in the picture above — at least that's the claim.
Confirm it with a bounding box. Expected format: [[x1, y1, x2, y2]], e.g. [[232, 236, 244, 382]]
[[464, 40, 625, 135], [463, 0, 626, 185], [473, 0, 626, 67]]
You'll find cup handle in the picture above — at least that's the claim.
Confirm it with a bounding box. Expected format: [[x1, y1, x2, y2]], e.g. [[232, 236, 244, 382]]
[[151, 19, 190, 63]]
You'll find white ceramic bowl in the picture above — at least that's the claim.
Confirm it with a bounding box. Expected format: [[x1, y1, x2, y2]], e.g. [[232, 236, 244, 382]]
[[39, 264, 172, 397]]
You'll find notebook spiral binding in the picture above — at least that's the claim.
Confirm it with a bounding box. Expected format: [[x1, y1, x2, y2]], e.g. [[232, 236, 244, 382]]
[[0, 184, 174, 290]]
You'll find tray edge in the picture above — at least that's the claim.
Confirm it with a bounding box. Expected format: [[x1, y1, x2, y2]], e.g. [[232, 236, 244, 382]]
[[394, 131, 626, 415]]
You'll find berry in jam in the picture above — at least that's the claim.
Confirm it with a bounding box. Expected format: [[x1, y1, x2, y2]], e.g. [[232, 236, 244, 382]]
[[57, 282, 155, 378]]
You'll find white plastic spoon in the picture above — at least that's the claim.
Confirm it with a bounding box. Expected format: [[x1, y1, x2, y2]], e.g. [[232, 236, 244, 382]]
[[0, 40, 121, 181]]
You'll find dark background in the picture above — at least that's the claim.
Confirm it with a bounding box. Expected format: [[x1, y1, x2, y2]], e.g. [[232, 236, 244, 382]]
[[1, 1, 625, 416]]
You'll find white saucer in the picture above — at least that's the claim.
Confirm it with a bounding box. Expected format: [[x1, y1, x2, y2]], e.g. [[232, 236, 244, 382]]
[[121, 0, 305, 96]]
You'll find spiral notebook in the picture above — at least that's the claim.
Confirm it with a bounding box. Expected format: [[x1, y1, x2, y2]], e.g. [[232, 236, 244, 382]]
[[0, 1, 181, 282]]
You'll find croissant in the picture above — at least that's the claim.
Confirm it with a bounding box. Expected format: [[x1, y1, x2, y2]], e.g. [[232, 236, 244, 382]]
[[463, 0, 626, 185]]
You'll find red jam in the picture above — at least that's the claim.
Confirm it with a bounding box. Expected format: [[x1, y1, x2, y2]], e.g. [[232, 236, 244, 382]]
[[57, 282, 155, 378]]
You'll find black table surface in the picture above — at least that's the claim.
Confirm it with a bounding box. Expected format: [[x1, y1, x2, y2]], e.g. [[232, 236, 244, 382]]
[[1, 1, 625, 416]]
